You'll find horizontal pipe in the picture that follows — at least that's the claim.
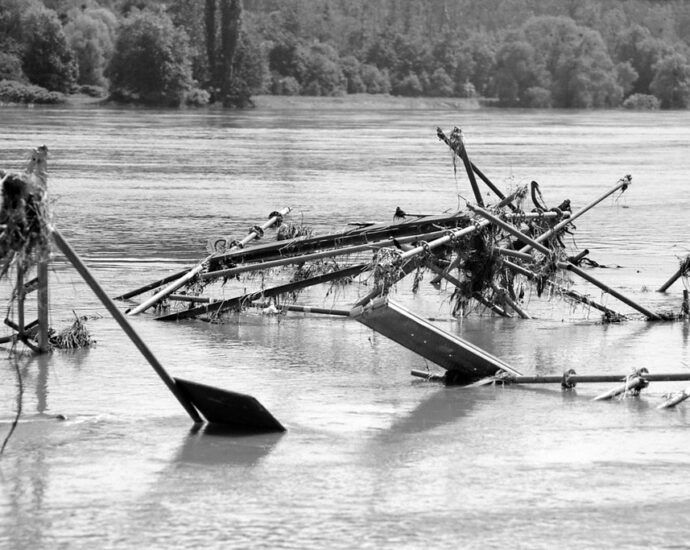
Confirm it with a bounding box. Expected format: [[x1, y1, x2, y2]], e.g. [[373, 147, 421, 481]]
[[252, 302, 350, 316], [510, 373, 690, 384]]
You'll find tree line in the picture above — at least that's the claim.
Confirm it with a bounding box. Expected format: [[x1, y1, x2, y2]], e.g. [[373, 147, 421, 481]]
[[1, 0, 690, 109]]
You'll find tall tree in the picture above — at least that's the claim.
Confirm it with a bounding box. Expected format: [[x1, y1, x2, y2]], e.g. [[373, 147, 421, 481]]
[[219, 0, 242, 106], [107, 9, 192, 106], [205, 0, 217, 88], [21, 4, 77, 92], [650, 53, 690, 109]]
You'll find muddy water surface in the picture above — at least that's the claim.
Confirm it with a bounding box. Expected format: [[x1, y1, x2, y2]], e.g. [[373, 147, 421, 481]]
[[1, 104, 689, 549]]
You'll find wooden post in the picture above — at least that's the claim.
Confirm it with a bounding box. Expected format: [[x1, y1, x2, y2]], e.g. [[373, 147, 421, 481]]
[[16, 264, 25, 335], [37, 258, 50, 352]]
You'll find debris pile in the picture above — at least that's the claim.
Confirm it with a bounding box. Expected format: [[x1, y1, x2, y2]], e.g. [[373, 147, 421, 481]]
[[119, 127, 660, 326]]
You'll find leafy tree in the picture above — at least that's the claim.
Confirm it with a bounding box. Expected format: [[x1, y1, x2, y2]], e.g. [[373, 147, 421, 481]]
[[494, 40, 548, 106], [107, 9, 193, 106], [359, 64, 390, 94], [393, 72, 422, 96], [462, 33, 496, 97], [615, 61, 638, 97], [0, 53, 26, 82], [218, 0, 242, 106], [168, 0, 208, 85], [268, 41, 308, 82], [64, 7, 117, 87], [613, 25, 674, 95], [339, 55, 365, 93], [650, 53, 690, 109], [429, 67, 453, 97], [551, 28, 622, 108], [20, 4, 77, 93], [301, 43, 345, 96]]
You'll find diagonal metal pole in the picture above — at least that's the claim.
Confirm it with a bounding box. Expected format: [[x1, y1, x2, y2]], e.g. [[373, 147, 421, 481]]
[[127, 207, 290, 315], [468, 204, 660, 320], [518, 176, 630, 254], [50, 227, 203, 423]]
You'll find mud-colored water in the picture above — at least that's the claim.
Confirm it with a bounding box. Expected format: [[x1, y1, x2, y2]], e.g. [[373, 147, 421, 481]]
[[1, 104, 689, 549]]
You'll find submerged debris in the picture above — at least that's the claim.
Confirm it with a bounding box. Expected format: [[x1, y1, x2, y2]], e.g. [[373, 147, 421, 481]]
[[47, 312, 96, 350]]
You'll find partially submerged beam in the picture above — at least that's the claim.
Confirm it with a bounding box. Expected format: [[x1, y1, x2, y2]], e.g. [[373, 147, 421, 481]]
[[156, 263, 368, 322], [469, 204, 660, 320], [658, 257, 690, 292], [127, 207, 290, 315], [351, 297, 521, 385], [50, 227, 203, 423], [517, 176, 630, 255]]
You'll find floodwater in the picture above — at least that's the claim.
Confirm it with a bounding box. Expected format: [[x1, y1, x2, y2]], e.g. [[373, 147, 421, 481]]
[[1, 102, 690, 549]]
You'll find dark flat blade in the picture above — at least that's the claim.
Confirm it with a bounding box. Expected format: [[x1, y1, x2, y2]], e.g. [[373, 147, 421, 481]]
[[174, 378, 285, 432]]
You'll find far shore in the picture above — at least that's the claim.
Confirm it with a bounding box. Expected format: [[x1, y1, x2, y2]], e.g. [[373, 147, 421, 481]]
[[252, 94, 483, 110], [39, 92, 483, 110]]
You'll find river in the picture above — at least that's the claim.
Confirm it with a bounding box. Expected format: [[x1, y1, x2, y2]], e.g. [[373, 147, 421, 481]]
[[1, 101, 689, 549]]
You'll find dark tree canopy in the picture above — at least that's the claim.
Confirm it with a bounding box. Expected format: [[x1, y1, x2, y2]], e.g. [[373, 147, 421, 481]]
[[106, 9, 192, 106]]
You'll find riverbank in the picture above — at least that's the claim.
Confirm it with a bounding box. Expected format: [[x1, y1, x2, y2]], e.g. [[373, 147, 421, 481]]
[[252, 93, 482, 110], [3, 91, 484, 110]]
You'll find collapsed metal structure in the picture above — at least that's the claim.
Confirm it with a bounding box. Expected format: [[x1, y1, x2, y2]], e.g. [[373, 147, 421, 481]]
[[2, 130, 690, 433], [115, 127, 690, 411]]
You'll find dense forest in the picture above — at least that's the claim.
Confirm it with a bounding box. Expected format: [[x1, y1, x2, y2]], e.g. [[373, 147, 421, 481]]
[[2, 0, 690, 109]]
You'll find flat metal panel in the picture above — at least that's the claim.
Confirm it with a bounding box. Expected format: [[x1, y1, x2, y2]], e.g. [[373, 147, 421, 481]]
[[353, 298, 520, 384], [175, 378, 285, 432]]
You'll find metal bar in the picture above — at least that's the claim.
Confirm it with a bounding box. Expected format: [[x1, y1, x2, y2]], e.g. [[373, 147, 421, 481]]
[[169, 294, 211, 303], [254, 303, 351, 316], [502, 259, 623, 318], [518, 177, 630, 254], [114, 268, 191, 301], [563, 263, 660, 320], [496, 247, 533, 261], [50, 227, 203, 423], [511, 373, 690, 384], [492, 284, 531, 319], [658, 387, 690, 409], [128, 207, 290, 315], [16, 264, 25, 335], [658, 267, 683, 293], [157, 263, 368, 322], [470, 205, 659, 320], [593, 377, 646, 401]]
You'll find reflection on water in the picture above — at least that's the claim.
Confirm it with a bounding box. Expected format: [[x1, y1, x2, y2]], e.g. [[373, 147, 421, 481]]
[[174, 426, 284, 466], [1, 105, 690, 548]]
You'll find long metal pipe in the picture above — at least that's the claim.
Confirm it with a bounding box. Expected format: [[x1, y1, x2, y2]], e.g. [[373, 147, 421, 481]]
[[469, 204, 660, 320], [518, 177, 630, 254], [51, 227, 203, 423], [128, 207, 290, 315]]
